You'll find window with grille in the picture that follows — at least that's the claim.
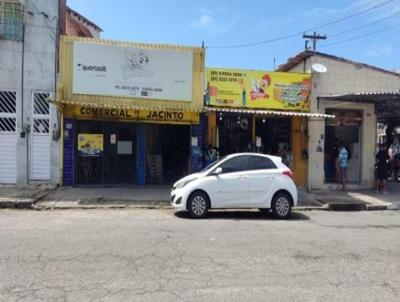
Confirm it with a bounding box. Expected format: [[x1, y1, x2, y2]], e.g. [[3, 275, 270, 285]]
[[0, 90, 16, 132], [32, 92, 50, 134], [0, 1, 23, 41]]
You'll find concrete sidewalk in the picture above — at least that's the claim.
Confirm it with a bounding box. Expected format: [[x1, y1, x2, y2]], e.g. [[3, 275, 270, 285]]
[[34, 185, 398, 210], [34, 186, 171, 209], [0, 183, 398, 210]]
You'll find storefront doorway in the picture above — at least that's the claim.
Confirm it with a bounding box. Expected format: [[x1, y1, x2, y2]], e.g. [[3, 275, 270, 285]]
[[255, 117, 291, 156], [146, 124, 190, 184], [324, 109, 362, 184], [217, 113, 253, 156], [75, 120, 137, 185]]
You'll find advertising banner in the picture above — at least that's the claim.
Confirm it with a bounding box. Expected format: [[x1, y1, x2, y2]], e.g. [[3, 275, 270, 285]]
[[77, 134, 104, 156], [73, 41, 193, 101], [206, 68, 311, 111]]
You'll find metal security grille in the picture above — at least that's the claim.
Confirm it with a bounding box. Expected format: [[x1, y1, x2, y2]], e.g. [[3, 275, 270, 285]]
[[0, 90, 17, 183], [31, 92, 51, 180], [33, 118, 49, 133], [75, 121, 137, 185], [0, 91, 16, 132]]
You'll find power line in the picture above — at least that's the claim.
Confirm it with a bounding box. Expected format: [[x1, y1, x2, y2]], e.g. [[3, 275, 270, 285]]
[[321, 22, 400, 48], [328, 11, 400, 37], [207, 0, 396, 49]]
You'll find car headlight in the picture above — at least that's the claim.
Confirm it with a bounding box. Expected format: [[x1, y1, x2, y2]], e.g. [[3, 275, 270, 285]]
[[175, 178, 196, 189]]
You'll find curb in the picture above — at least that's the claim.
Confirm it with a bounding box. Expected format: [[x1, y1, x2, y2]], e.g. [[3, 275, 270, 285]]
[[366, 203, 391, 211], [0, 198, 34, 209], [32, 200, 172, 210], [0, 186, 56, 210], [328, 203, 367, 211]]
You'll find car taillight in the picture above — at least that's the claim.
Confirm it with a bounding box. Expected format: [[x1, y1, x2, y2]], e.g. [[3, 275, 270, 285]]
[[283, 170, 293, 179]]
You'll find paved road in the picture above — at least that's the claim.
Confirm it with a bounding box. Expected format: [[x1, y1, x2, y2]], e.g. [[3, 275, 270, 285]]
[[0, 209, 399, 302]]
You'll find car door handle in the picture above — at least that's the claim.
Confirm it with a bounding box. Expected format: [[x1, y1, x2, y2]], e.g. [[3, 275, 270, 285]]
[[239, 176, 246, 180], [265, 176, 274, 180]]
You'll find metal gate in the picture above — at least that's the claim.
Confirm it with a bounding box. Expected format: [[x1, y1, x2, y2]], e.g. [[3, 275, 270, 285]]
[[75, 121, 137, 185], [0, 91, 17, 183], [30, 92, 51, 180]]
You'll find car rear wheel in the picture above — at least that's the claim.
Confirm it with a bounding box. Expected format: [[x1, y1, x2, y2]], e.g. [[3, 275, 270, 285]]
[[271, 192, 292, 219], [187, 192, 209, 218]]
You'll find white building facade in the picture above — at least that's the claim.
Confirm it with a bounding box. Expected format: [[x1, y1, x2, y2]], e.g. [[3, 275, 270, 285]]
[[0, 0, 60, 184], [279, 51, 400, 190]]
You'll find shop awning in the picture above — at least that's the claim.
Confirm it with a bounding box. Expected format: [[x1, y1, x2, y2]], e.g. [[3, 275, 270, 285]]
[[204, 106, 335, 118], [54, 99, 204, 112], [319, 92, 400, 121], [319, 92, 400, 103]]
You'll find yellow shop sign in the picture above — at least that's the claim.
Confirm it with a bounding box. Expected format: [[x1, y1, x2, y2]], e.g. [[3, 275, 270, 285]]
[[77, 106, 137, 119], [71, 105, 199, 124], [138, 110, 199, 124]]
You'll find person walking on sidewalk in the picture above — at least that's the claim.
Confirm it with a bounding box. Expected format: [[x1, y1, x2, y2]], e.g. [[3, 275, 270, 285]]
[[376, 144, 390, 193], [338, 141, 348, 190]]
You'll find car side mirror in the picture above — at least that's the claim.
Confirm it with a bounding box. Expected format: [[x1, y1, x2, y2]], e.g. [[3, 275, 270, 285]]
[[213, 167, 222, 175]]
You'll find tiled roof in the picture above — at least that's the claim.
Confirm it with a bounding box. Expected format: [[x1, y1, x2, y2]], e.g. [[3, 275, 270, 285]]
[[66, 5, 103, 32], [277, 50, 400, 77]]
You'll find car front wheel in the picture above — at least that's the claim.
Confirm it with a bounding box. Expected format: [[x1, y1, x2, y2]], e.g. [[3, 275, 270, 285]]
[[187, 191, 209, 218], [271, 192, 292, 219]]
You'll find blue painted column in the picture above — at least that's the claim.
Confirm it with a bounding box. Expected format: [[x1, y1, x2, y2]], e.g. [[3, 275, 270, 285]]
[[191, 114, 207, 172], [136, 123, 146, 186], [63, 118, 75, 186]]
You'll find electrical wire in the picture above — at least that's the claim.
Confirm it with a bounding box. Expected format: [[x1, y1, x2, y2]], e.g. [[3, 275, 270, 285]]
[[328, 11, 400, 37], [320, 22, 400, 48], [207, 0, 397, 49]]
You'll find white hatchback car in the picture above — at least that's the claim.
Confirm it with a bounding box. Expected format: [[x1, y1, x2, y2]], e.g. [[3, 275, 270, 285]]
[[171, 153, 297, 219]]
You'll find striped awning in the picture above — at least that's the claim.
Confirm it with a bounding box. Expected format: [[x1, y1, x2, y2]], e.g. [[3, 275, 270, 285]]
[[204, 106, 335, 118]]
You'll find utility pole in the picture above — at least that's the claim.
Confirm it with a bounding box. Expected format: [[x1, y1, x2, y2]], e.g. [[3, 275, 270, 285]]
[[303, 32, 327, 52]]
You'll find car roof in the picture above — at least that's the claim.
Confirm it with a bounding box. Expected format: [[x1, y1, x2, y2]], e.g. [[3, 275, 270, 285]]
[[225, 152, 282, 163]]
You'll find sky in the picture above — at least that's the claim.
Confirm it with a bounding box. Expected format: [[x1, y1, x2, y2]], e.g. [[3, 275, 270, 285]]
[[67, 0, 400, 72]]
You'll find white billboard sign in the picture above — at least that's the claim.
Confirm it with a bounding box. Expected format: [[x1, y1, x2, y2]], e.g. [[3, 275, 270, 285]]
[[72, 41, 193, 101]]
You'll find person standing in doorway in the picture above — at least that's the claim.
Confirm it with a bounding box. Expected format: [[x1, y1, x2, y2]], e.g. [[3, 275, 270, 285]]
[[338, 141, 348, 190], [376, 144, 390, 193], [333, 138, 340, 182]]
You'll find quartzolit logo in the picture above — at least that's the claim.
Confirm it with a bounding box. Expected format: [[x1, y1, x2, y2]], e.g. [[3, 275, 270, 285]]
[[77, 63, 107, 72]]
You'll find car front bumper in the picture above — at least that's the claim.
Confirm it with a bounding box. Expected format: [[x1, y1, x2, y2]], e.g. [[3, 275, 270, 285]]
[[170, 188, 187, 211]]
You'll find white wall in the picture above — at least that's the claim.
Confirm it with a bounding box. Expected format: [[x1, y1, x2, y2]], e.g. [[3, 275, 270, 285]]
[[0, 0, 60, 185], [288, 54, 400, 189]]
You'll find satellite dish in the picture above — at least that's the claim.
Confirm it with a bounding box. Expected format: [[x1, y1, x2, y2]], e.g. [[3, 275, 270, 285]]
[[312, 63, 327, 73]]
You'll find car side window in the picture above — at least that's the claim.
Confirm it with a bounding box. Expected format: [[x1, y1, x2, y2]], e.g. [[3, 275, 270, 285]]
[[247, 156, 277, 170], [219, 156, 248, 174]]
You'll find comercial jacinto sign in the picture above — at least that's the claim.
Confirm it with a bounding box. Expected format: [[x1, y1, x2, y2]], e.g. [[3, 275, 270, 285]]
[[72, 41, 194, 102], [72, 106, 199, 124], [206, 68, 311, 111]]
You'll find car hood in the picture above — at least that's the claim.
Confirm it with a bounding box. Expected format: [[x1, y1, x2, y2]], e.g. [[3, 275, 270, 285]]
[[173, 172, 203, 188]]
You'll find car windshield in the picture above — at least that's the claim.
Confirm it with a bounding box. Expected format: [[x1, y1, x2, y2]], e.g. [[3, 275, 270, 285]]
[[201, 157, 225, 172]]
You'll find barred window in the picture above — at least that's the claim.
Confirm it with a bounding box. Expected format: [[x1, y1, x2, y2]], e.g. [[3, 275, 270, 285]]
[[0, 1, 24, 41], [0, 91, 16, 113], [32, 92, 50, 134], [33, 92, 50, 115]]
